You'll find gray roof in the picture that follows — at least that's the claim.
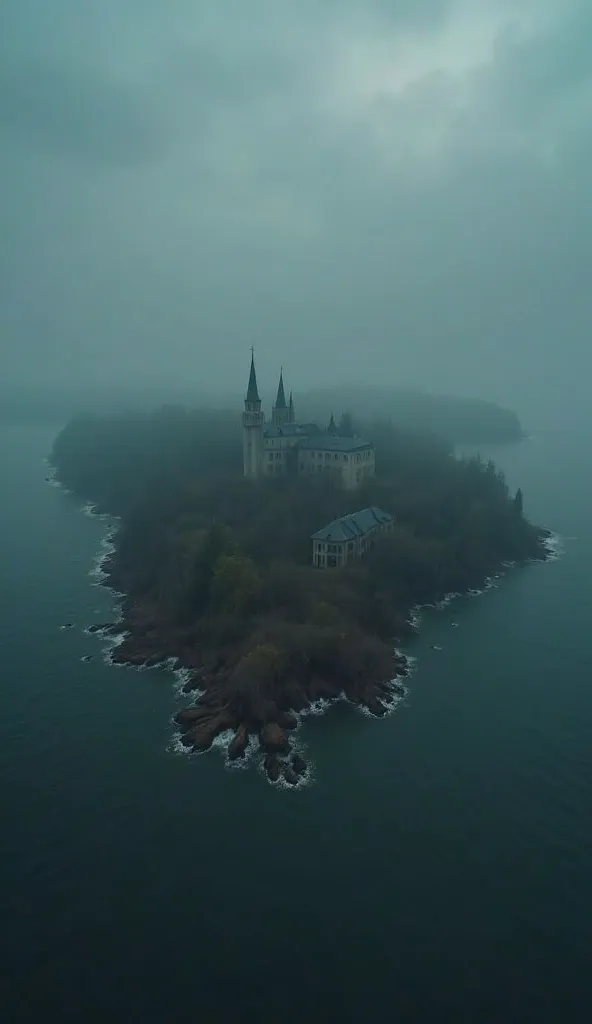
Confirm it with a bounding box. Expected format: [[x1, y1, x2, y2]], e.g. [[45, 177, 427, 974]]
[[311, 506, 393, 542], [274, 370, 287, 409], [246, 352, 260, 403], [263, 421, 320, 438], [298, 434, 372, 452]]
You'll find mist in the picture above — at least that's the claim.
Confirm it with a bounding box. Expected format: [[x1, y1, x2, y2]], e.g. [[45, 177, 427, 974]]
[[1, 0, 591, 425]]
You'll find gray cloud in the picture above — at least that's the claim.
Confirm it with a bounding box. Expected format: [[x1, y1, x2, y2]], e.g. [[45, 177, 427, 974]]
[[1, 0, 591, 421], [0, 57, 169, 165]]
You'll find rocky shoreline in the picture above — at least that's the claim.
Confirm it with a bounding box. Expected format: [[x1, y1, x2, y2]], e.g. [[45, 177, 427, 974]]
[[86, 527, 554, 785], [90, 554, 409, 786]]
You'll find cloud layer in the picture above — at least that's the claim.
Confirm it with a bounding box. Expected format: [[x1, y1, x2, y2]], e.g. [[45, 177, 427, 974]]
[[1, 0, 591, 416]]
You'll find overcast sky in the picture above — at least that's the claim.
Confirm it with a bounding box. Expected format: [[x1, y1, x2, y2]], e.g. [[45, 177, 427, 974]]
[[1, 0, 591, 416]]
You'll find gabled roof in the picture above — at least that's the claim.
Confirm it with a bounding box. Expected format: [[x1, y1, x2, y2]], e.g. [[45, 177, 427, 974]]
[[311, 506, 393, 542], [298, 434, 372, 453]]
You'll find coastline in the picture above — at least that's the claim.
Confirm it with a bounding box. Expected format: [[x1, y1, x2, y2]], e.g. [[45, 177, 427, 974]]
[[67, 488, 556, 789]]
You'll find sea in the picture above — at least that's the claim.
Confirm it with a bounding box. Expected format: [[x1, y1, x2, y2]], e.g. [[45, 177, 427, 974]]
[[1, 422, 591, 1023]]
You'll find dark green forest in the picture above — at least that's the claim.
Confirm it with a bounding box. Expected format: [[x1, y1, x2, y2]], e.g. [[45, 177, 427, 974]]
[[50, 406, 546, 779]]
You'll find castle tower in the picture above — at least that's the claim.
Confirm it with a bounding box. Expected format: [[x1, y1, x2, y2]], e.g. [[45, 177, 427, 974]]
[[242, 349, 264, 478], [271, 368, 291, 427]]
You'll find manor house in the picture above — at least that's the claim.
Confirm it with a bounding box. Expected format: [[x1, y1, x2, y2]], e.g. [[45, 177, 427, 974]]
[[242, 352, 375, 490]]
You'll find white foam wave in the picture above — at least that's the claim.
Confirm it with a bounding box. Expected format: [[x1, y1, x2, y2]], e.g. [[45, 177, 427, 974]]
[[541, 530, 564, 561], [101, 631, 128, 665], [409, 606, 422, 630], [355, 686, 408, 719], [172, 665, 201, 697], [168, 732, 192, 757], [435, 591, 462, 610]]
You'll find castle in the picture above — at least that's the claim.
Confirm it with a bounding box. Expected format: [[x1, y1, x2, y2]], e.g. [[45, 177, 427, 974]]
[[242, 351, 375, 489]]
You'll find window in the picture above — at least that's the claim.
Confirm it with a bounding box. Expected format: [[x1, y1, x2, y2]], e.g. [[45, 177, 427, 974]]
[[344, 455, 348, 461], [325, 452, 331, 460], [269, 453, 274, 461], [334, 454, 339, 460]]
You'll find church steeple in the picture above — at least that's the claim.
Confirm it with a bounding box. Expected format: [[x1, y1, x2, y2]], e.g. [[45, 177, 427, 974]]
[[242, 348, 264, 478], [328, 412, 337, 435], [272, 367, 290, 426], [246, 348, 260, 405], [289, 390, 294, 423], [275, 368, 287, 409]]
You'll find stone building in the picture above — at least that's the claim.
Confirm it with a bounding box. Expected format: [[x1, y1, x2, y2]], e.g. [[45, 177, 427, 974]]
[[311, 506, 394, 568], [242, 351, 375, 489]]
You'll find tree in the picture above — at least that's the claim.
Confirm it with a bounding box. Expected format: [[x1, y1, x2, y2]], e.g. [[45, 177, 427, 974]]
[[210, 554, 260, 615]]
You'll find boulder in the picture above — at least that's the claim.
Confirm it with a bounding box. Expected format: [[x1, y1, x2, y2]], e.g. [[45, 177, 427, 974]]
[[283, 766, 299, 786], [191, 712, 232, 752], [367, 696, 387, 717], [175, 704, 214, 727], [291, 753, 307, 776], [259, 723, 289, 754], [264, 754, 281, 783], [228, 723, 249, 761]]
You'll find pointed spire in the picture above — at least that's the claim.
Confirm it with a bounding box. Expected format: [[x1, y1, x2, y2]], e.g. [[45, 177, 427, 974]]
[[328, 412, 337, 435], [274, 367, 287, 409], [289, 390, 294, 420], [246, 347, 260, 404]]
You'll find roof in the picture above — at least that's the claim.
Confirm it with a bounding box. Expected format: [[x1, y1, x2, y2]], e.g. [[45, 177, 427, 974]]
[[311, 507, 394, 542], [246, 352, 260, 404], [298, 434, 372, 453], [274, 370, 287, 409], [264, 421, 320, 439]]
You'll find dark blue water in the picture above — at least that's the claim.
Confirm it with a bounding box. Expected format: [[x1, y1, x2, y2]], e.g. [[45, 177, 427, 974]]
[[1, 424, 591, 1023]]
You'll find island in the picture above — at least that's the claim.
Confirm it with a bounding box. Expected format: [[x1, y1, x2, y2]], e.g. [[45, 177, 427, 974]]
[[50, 382, 548, 786]]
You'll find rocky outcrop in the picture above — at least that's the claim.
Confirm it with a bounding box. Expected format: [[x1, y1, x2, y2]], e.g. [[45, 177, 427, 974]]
[[283, 765, 299, 786], [366, 696, 387, 716], [189, 712, 233, 752], [264, 754, 281, 782], [228, 723, 249, 760], [95, 590, 412, 787], [259, 723, 290, 754]]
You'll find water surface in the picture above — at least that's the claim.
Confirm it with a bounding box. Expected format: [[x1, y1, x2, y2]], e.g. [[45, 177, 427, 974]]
[[1, 424, 590, 1022]]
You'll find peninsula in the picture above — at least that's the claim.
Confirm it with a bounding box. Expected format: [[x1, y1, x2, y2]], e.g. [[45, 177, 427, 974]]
[[51, 364, 548, 784]]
